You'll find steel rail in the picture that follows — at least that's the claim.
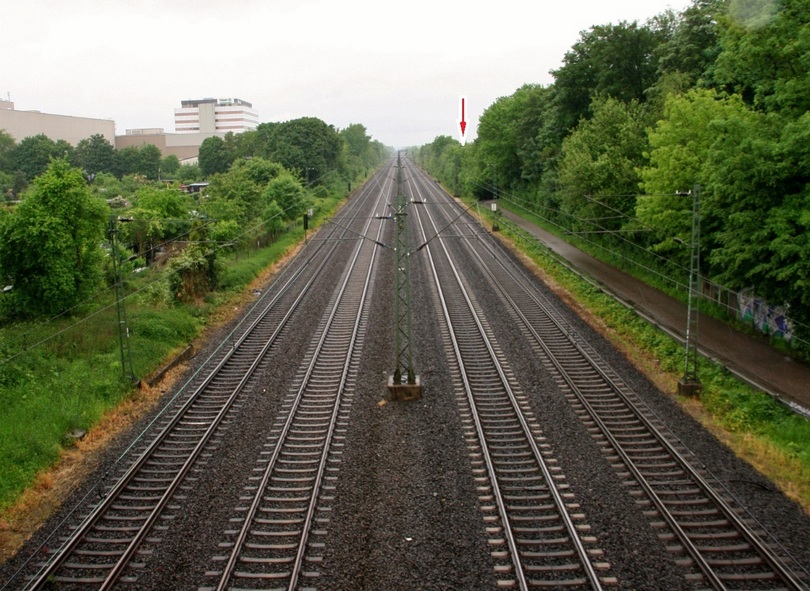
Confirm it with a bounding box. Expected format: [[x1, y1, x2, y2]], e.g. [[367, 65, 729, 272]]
[[24, 162, 394, 590], [408, 163, 604, 591], [481, 247, 806, 590], [415, 160, 807, 591], [212, 167, 390, 591]]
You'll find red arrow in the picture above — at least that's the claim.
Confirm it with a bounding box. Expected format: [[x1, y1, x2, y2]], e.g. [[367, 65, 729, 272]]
[[459, 97, 467, 137]]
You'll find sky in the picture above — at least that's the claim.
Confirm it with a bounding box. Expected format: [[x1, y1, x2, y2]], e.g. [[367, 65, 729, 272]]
[[2, 0, 692, 149]]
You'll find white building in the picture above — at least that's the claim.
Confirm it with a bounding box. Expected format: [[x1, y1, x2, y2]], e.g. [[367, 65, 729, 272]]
[[174, 98, 258, 134]]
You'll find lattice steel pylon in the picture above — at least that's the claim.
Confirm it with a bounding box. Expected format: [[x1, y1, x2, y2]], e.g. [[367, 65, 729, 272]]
[[388, 153, 421, 400], [678, 184, 702, 397], [109, 216, 137, 384]]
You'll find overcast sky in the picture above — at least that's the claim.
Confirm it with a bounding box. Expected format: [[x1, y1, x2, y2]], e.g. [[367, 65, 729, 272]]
[[3, 0, 691, 148]]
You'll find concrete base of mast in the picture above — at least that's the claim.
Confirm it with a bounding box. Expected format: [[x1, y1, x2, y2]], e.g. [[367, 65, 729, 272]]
[[677, 377, 703, 398], [387, 374, 421, 401]]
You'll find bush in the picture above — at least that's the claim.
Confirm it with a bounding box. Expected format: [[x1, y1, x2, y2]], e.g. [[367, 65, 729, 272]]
[[168, 246, 222, 302]]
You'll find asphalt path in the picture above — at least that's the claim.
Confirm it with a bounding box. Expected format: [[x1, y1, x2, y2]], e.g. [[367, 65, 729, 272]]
[[495, 205, 810, 419]]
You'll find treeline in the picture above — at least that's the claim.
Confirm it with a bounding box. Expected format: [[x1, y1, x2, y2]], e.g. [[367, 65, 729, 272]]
[[416, 0, 810, 345], [0, 118, 391, 319], [198, 118, 389, 182], [0, 132, 190, 197]]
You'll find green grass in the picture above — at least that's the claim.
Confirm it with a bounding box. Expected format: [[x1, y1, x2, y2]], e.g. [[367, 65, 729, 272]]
[[0, 192, 345, 511], [473, 201, 810, 508]]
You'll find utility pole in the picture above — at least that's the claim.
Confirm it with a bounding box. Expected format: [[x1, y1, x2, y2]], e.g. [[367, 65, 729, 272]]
[[109, 216, 137, 384], [387, 152, 421, 401], [678, 185, 702, 397]]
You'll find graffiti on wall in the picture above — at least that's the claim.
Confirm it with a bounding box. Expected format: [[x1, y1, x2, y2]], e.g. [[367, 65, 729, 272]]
[[738, 289, 794, 342]]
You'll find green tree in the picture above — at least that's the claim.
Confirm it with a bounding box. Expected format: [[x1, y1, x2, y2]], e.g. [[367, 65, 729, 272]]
[[90, 172, 124, 200], [552, 21, 669, 131], [341, 124, 371, 162], [72, 134, 116, 176], [261, 172, 308, 220], [168, 244, 221, 302], [704, 108, 789, 290], [476, 84, 557, 190], [114, 146, 141, 178], [256, 117, 342, 182], [637, 89, 738, 258], [176, 163, 203, 184], [138, 144, 162, 180], [0, 130, 15, 173], [232, 157, 284, 186], [0, 172, 13, 200], [122, 185, 191, 262], [557, 97, 648, 231], [261, 200, 286, 239], [199, 136, 234, 177], [161, 154, 181, 177], [655, 0, 725, 86], [711, 0, 810, 115], [204, 162, 262, 224], [10, 134, 69, 181], [0, 159, 108, 316]]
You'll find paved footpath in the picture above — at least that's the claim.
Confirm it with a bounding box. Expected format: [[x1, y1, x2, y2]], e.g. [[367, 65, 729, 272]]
[[497, 207, 810, 419]]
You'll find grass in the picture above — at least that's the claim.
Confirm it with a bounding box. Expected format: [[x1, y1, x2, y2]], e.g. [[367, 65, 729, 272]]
[[472, 199, 810, 512], [0, 192, 344, 512]]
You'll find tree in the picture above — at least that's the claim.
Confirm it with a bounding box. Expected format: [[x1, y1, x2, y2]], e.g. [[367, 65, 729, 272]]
[[138, 144, 162, 180], [655, 0, 724, 86], [557, 97, 648, 232], [0, 172, 13, 200], [198, 136, 234, 177], [161, 154, 181, 177], [637, 89, 736, 260], [10, 134, 70, 181], [552, 21, 669, 131], [261, 172, 308, 220], [168, 244, 221, 302], [114, 146, 141, 178], [0, 130, 15, 173], [255, 117, 342, 182], [232, 157, 284, 186], [261, 200, 286, 239], [204, 161, 263, 224], [73, 134, 116, 176], [341, 124, 371, 162], [710, 0, 810, 116], [476, 84, 557, 190], [176, 163, 203, 184], [0, 159, 108, 316]]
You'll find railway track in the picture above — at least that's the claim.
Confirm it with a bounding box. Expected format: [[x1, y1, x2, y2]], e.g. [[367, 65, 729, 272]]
[[405, 158, 809, 591], [19, 163, 395, 591], [6, 156, 808, 590], [408, 162, 612, 589], [201, 170, 387, 590]]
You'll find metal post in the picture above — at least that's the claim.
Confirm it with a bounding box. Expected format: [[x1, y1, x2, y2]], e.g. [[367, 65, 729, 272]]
[[678, 184, 702, 396], [109, 217, 137, 384], [388, 153, 421, 400]]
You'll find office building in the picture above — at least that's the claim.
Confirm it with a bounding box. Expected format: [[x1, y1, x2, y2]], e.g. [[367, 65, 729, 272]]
[[174, 98, 258, 134]]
